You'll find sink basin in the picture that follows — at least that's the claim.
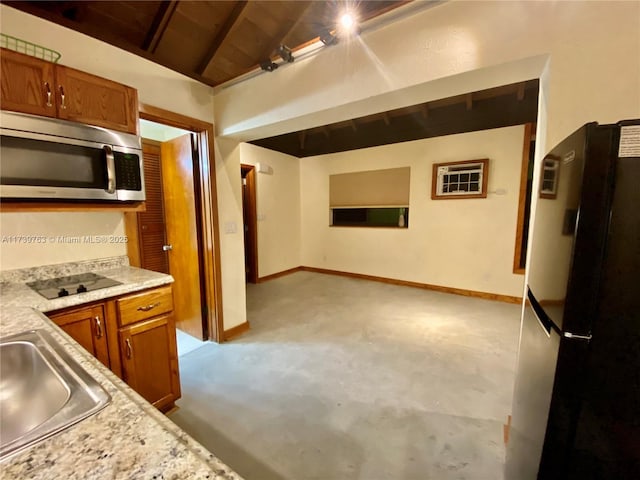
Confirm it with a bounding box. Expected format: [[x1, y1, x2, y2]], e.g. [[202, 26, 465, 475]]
[[0, 330, 111, 460]]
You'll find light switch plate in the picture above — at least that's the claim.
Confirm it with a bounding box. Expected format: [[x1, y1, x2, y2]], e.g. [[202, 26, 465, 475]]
[[224, 221, 237, 234]]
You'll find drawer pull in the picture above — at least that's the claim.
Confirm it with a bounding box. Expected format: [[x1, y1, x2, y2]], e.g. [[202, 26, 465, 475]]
[[94, 316, 103, 339], [137, 302, 160, 312], [125, 338, 133, 359]]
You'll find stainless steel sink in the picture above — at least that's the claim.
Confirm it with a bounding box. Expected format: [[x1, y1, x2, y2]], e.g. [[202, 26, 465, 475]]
[[0, 330, 111, 460]]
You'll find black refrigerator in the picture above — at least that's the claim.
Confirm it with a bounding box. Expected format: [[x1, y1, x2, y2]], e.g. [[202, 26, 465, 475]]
[[505, 120, 640, 479]]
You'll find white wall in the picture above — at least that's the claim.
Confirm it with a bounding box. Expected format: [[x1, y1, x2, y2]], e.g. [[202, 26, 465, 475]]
[[215, 1, 640, 152], [239, 144, 301, 278], [213, 138, 246, 328], [211, 0, 638, 324], [0, 6, 248, 330], [139, 119, 190, 142], [301, 126, 526, 298], [0, 213, 125, 267]]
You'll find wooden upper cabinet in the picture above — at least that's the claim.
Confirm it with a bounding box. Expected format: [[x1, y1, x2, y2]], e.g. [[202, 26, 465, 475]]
[[0, 48, 138, 134], [55, 65, 138, 134], [0, 48, 56, 118]]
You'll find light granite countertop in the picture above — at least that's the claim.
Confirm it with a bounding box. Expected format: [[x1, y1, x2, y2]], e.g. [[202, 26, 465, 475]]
[[0, 257, 243, 479], [0, 256, 175, 313]]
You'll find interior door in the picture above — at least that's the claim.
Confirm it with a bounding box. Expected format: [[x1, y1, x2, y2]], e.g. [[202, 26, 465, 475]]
[[241, 164, 258, 283], [161, 134, 205, 340], [137, 139, 169, 274]]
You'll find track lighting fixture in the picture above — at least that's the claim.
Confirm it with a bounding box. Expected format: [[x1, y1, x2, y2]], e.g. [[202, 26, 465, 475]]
[[276, 44, 294, 63], [319, 28, 338, 46], [259, 60, 279, 72]]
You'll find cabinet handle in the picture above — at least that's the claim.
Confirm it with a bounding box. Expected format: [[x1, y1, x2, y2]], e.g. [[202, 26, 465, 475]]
[[59, 85, 67, 109], [44, 82, 52, 107], [125, 338, 133, 359], [137, 302, 160, 312], [94, 316, 103, 339]]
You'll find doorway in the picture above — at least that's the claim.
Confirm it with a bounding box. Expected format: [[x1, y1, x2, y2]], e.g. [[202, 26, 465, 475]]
[[124, 104, 223, 343], [241, 164, 258, 283]]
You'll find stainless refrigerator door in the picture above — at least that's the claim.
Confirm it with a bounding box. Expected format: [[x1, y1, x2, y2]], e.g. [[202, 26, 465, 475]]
[[525, 124, 590, 332], [505, 301, 561, 480]]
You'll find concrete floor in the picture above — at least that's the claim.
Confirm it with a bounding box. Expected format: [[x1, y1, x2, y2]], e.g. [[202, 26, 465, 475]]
[[175, 328, 206, 357], [169, 271, 521, 480]]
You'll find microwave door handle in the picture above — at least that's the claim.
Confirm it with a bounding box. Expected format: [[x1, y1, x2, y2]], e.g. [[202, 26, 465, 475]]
[[103, 145, 116, 194]]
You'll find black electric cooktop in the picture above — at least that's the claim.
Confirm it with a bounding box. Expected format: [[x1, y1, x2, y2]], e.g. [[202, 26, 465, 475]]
[[27, 272, 122, 299]]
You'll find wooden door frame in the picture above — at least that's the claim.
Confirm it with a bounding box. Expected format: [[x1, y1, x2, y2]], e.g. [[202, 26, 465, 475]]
[[241, 164, 259, 284], [124, 104, 223, 343]]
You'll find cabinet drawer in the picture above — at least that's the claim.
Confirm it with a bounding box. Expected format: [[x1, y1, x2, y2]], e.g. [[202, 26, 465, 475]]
[[116, 285, 173, 326]]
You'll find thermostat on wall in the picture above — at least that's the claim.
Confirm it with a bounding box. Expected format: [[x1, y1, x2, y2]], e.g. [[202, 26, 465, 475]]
[[256, 162, 273, 174]]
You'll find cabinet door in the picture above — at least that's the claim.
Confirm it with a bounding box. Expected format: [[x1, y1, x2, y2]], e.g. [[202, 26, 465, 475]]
[[49, 304, 110, 368], [55, 65, 138, 134], [119, 314, 180, 411], [0, 48, 56, 117]]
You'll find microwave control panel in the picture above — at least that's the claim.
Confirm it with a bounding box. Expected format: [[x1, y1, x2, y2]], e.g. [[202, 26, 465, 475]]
[[114, 152, 142, 191]]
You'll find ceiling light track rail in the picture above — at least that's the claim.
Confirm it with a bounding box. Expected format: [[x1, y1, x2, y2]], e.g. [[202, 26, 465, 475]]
[[215, 0, 444, 92]]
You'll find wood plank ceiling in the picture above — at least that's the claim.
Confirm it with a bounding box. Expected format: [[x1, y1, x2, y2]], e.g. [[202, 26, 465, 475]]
[[6, 0, 408, 86], [250, 80, 540, 157], [6, 2, 539, 159]]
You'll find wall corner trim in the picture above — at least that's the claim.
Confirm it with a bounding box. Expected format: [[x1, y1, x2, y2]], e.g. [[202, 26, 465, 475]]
[[299, 266, 523, 304], [257, 266, 303, 283], [252, 265, 522, 304]]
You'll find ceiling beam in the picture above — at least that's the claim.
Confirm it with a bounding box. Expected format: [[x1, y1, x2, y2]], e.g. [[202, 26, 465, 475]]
[[257, 2, 313, 61], [299, 130, 307, 150], [142, 0, 179, 52], [252, 90, 539, 158], [382, 112, 391, 126], [2, 1, 215, 87], [421, 104, 429, 119], [517, 83, 525, 101], [198, 1, 249, 76], [350, 119, 358, 132], [57, 2, 88, 22], [466, 93, 473, 111], [320, 126, 331, 139]]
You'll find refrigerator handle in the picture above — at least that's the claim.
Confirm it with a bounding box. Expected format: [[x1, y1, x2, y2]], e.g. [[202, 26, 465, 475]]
[[563, 331, 593, 341], [527, 289, 562, 337]]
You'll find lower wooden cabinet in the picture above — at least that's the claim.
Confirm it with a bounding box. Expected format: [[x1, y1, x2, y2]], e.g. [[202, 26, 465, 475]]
[[49, 303, 110, 368], [47, 285, 181, 412], [119, 314, 180, 411]]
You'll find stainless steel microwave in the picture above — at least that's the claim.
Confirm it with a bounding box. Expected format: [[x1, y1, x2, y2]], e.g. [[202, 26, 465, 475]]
[[0, 111, 145, 201]]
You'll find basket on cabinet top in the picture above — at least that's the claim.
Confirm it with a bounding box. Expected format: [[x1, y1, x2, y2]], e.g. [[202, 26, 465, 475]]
[[1, 33, 61, 63]]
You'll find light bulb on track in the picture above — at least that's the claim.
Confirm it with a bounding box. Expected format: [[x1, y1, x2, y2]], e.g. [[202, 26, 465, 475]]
[[337, 11, 358, 36], [340, 13, 355, 30]]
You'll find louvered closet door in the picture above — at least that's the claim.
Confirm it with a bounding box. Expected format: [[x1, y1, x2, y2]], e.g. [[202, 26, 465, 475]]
[[138, 139, 170, 274]]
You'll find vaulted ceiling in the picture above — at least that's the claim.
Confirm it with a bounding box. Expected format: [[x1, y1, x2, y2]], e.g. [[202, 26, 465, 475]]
[[6, 0, 409, 86], [6, 1, 539, 157]]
